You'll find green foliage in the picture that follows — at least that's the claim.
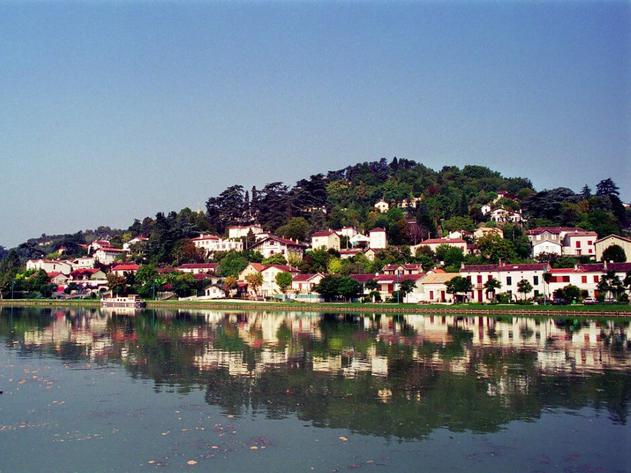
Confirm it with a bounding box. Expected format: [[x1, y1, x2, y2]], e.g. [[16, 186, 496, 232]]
[[315, 275, 361, 302], [445, 276, 473, 301], [517, 279, 533, 299], [261, 254, 288, 265], [435, 245, 465, 272], [217, 252, 249, 277], [443, 216, 475, 233], [276, 217, 311, 241], [477, 235, 516, 263], [275, 272, 293, 293]]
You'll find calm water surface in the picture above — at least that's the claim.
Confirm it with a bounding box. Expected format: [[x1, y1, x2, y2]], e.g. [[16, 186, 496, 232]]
[[0, 307, 630, 473]]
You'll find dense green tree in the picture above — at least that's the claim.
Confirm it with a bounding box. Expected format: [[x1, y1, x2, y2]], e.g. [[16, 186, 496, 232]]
[[517, 279, 533, 300], [446, 276, 472, 303], [261, 254, 288, 265], [601, 245, 627, 263], [483, 278, 502, 301], [476, 235, 517, 263], [275, 217, 311, 241], [275, 272, 293, 295], [217, 252, 249, 277]]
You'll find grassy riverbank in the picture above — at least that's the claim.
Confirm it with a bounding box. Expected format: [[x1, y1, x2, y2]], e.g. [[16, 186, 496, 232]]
[[1, 298, 630, 317]]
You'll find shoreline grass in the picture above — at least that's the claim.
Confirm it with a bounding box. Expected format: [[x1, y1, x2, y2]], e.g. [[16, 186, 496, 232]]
[[1, 298, 630, 317]]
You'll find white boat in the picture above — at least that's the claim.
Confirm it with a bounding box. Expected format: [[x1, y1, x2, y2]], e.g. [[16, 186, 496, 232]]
[[100, 294, 146, 309]]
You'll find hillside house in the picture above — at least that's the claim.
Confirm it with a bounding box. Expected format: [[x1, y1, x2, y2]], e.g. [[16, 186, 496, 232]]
[[310, 230, 341, 251], [251, 235, 306, 261]]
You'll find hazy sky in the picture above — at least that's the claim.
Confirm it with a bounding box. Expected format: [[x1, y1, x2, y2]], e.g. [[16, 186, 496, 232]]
[[1, 1, 629, 247]]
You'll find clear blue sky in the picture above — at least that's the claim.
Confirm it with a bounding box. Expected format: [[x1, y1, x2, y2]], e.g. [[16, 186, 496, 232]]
[[1, 1, 629, 247]]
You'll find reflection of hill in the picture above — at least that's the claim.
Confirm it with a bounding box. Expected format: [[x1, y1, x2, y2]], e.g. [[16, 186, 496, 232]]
[[1, 307, 629, 439]]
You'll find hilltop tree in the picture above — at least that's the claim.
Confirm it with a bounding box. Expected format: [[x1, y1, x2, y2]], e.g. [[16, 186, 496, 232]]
[[205, 185, 246, 233], [276, 217, 311, 241]]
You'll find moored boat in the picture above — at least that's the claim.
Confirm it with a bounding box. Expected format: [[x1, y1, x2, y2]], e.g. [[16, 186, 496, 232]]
[[100, 294, 146, 309]]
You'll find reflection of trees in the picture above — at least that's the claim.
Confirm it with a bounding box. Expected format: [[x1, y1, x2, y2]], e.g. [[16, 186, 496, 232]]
[[1, 308, 630, 438]]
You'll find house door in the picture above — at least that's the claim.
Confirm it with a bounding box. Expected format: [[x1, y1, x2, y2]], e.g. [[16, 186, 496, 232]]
[[477, 290, 483, 303]]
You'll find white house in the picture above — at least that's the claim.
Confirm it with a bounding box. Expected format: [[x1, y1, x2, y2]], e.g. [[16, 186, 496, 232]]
[[413, 272, 459, 304], [123, 236, 149, 251], [310, 230, 341, 251], [251, 235, 306, 261], [527, 227, 596, 258], [563, 231, 597, 257], [532, 239, 563, 258], [203, 285, 227, 299], [260, 265, 295, 297], [191, 234, 243, 255], [26, 259, 73, 275], [374, 200, 389, 213], [70, 257, 96, 270], [94, 247, 127, 265], [460, 262, 550, 303], [176, 263, 218, 275], [382, 263, 423, 275], [369, 228, 387, 249], [291, 273, 324, 294], [350, 233, 371, 248], [110, 263, 140, 277], [227, 224, 264, 240], [489, 208, 524, 224], [336, 227, 358, 239]]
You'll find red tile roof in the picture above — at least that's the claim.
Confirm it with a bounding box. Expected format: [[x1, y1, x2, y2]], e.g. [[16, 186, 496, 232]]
[[292, 273, 322, 282], [375, 273, 424, 282], [461, 263, 549, 273], [527, 227, 585, 235], [178, 263, 217, 270], [369, 227, 386, 233], [191, 234, 220, 241], [312, 230, 336, 237], [111, 264, 140, 272], [421, 238, 466, 244], [253, 235, 307, 248], [350, 274, 378, 283], [262, 264, 293, 272]]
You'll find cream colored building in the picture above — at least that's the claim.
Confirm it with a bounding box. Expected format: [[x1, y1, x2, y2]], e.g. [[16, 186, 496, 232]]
[[310, 230, 341, 251], [595, 234, 631, 262]]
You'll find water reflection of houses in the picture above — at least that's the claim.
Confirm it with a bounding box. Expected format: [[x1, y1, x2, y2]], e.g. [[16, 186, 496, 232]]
[[13, 309, 631, 379], [402, 315, 631, 373], [22, 309, 114, 361]]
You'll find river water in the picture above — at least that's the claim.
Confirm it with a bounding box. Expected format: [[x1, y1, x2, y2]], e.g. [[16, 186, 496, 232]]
[[0, 307, 629, 472]]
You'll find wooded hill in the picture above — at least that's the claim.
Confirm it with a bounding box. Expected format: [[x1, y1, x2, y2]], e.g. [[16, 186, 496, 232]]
[[2, 157, 628, 266]]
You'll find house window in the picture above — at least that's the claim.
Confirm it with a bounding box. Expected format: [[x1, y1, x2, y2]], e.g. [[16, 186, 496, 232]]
[[487, 275, 492, 281], [533, 276, 539, 285], [581, 276, 587, 284], [506, 276, 512, 286], [576, 241, 581, 248], [593, 276, 599, 283], [477, 275, 482, 284]]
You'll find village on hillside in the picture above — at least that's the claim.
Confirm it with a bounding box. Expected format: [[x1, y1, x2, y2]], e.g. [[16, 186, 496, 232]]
[[11, 212, 631, 305], [2, 161, 630, 305]]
